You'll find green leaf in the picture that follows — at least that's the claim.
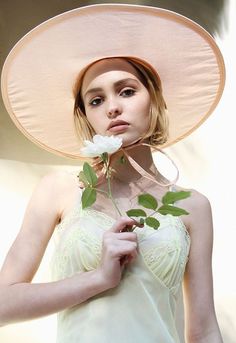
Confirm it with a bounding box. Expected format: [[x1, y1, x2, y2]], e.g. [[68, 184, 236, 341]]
[[162, 191, 191, 205], [158, 205, 189, 216], [126, 209, 147, 217], [83, 162, 98, 186], [81, 187, 97, 209], [138, 193, 158, 210], [119, 155, 126, 164], [145, 217, 160, 229], [101, 152, 108, 163], [139, 218, 145, 225], [78, 171, 89, 187]]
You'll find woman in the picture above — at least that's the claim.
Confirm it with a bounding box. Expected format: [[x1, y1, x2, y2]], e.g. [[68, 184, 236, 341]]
[[0, 4, 225, 343]]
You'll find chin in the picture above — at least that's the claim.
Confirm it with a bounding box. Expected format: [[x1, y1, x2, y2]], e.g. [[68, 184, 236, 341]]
[[120, 135, 143, 148]]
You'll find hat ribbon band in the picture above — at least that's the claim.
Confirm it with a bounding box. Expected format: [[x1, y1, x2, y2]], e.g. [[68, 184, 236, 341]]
[[120, 142, 179, 187]]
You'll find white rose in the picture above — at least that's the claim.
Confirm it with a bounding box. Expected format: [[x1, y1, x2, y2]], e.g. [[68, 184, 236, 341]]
[[80, 135, 123, 157]]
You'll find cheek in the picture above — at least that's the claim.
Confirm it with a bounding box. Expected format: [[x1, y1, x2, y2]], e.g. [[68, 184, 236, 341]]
[[139, 95, 151, 119], [85, 111, 105, 134], [85, 107, 97, 124], [140, 96, 151, 130], [129, 92, 150, 114], [84, 110, 95, 128]]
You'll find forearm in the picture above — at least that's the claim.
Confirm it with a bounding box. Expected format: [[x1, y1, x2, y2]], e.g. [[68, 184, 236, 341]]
[[0, 269, 107, 326], [186, 325, 223, 343]]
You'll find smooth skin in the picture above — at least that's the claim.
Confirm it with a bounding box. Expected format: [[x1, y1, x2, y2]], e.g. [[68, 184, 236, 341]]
[[0, 58, 223, 342]]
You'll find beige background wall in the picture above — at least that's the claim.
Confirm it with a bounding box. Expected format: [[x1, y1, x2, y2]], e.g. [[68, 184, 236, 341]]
[[0, 0, 235, 341]]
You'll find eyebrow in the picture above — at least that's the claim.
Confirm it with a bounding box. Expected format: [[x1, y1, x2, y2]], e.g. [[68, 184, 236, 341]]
[[83, 78, 140, 99]]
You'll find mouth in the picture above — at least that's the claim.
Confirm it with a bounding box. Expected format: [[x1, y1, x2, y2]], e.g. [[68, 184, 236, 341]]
[[108, 120, 130, 133]]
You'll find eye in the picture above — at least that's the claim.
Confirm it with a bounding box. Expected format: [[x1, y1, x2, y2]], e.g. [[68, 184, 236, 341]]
[[120, 88, 136, 97], [89, 97, 103, 107]]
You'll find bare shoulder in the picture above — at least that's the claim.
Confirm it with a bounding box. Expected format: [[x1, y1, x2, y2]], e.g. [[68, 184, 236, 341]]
[[38, 169, 80, 215], [23, 169, 80, 228], [39, 169, 78, 187], [0, 170, 80, 285], [181, 187, 211, 213], [174, 185, 212, 232], [37, 169, 79, 194]]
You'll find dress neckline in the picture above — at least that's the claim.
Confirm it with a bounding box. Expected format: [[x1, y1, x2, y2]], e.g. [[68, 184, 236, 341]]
[[56, 198, 190, 243]]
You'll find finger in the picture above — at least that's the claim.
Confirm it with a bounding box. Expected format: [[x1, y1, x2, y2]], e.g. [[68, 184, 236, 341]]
[[124, 253, 138, 264], [111, 239, 138, 250], [115, 232, 138, 241], [109, 217, 137, 233], [115, 241, 138, 257], [119, 221, 144, 232], [120, 250, 138, 266]]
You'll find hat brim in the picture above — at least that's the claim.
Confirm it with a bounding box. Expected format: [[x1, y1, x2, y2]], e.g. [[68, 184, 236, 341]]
[[1, 3, 225, 159]]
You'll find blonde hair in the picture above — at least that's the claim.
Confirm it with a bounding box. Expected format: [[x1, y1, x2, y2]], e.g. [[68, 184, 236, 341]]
[[73, 57, 169, 147]]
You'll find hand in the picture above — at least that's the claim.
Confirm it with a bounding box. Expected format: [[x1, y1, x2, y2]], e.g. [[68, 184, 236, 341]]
[[98, 217, 141, 289]]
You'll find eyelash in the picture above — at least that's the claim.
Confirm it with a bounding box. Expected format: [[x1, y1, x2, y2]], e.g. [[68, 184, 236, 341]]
[[88, 88, 136, 107], [120, 88, 136, 97], [89, 97, 103, 107]]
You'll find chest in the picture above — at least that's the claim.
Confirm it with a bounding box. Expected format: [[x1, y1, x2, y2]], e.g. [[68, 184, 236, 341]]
[[52, 208, 190, 295]]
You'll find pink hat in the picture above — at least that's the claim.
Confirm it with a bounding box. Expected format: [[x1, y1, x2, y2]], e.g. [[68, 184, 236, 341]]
[[1, 3, 225, 159]]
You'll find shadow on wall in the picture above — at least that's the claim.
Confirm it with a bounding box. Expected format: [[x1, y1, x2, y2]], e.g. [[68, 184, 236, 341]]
[[0, 0, 229, 165]]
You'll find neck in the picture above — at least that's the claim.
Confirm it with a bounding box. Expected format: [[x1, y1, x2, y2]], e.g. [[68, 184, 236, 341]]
[[110, 144, 159, 184]]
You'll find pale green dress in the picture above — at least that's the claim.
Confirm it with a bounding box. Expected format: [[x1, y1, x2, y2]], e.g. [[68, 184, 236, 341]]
[[51, 188, 190, 343]]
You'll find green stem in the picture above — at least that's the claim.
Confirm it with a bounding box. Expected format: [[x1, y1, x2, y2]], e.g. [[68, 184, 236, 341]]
[[107, 167, 123, 217], [129, 209, 160, 232], [149, 209, 159, 217], [91, 187, 109, 196]]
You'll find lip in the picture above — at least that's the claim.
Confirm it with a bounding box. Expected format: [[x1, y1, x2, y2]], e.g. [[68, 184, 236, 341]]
[[108, 120, 130, 130], [109, 124, 129, 133]]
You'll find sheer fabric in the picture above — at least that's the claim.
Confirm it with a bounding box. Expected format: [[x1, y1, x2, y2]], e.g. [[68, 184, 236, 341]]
[[51, 190, 190, 343]]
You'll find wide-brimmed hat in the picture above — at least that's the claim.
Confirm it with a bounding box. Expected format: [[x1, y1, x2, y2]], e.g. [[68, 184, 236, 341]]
[[1, 3, 225, 160]]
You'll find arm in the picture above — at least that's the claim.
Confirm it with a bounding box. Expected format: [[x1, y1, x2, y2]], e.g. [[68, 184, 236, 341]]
[[0, 171, 107, 326], [0, 171, 139, 326], [182, 190, 223, 343]]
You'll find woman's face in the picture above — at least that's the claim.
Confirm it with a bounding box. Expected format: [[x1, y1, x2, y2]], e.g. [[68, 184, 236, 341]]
[[81, 58, 151, 147]]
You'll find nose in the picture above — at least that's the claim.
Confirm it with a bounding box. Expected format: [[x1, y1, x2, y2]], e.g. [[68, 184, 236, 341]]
[[107, 98, 122, 118]]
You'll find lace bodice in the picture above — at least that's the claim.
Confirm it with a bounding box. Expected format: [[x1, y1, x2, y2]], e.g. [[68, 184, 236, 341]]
[[50, 188, 190, 343]]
